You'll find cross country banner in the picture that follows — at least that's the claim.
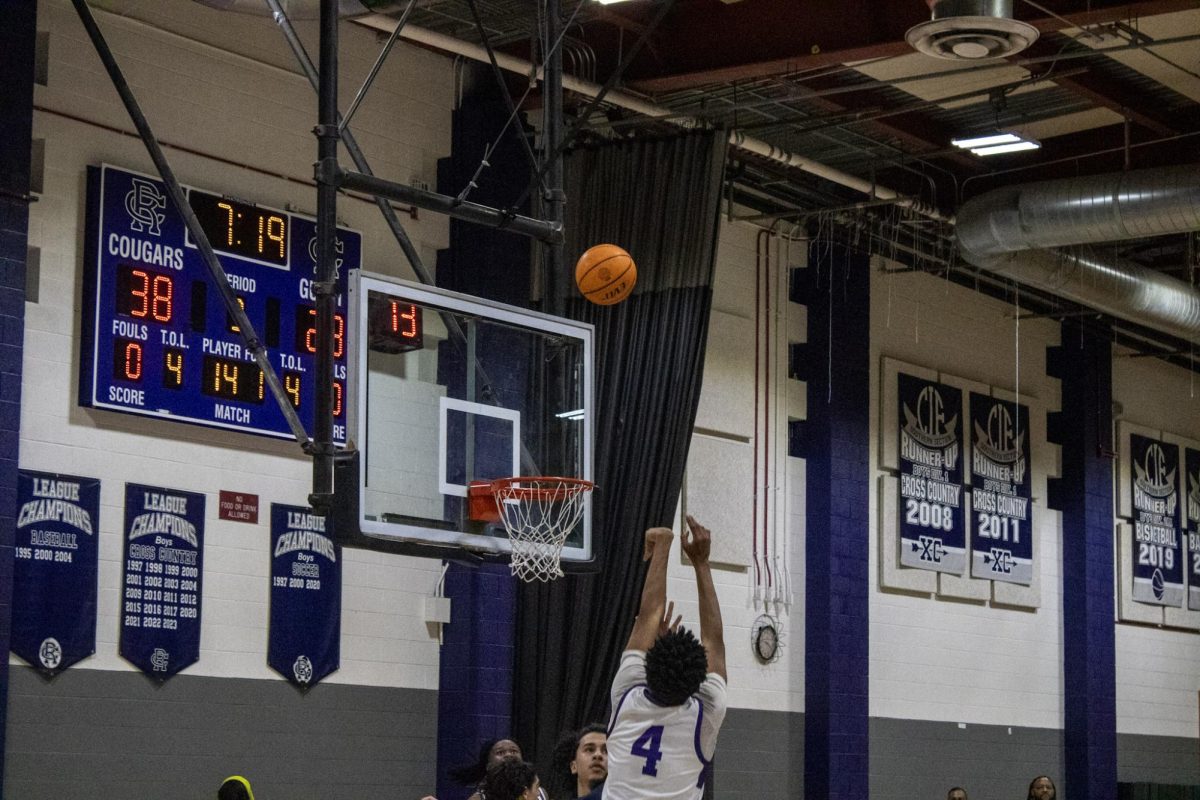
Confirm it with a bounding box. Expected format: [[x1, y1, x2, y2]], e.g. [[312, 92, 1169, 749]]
[[119, 483, 205, 681], [268, 503, 341, 689], [12, 470, 100, 677], [1128, 434, 1183, 606], [968, 395, 1033, 585], [898, 372, 966, 573], [1185, 447, 1200, 611]]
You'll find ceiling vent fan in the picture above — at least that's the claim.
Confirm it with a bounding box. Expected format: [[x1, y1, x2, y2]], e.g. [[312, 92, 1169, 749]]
[[906, 0, 1039, 60]]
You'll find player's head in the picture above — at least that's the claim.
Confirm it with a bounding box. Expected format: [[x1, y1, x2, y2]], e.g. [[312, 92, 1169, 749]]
[[450, 738, 524, 786], [551, 723, 607, 798], [217, 776, 254, 800], [644, 627, 708, 706], [485, 759, 541, 800], [1027, 776, 1056, 800], [947, 787, 968, 800]]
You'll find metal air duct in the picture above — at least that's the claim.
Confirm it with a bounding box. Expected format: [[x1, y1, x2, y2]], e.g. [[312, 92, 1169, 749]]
[[956, 165, 1200, 344], [907, 0, 1039, 60]]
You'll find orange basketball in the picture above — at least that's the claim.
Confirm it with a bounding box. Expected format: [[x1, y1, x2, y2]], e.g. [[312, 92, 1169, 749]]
[[575, 244, 637, 305]]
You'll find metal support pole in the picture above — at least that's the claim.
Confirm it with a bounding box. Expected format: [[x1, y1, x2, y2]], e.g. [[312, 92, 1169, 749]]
[[266, 0, 430, 283], [68, 0, 312, 446], [312, 0, 340, 510], [544, 0, 565, 316], [337, 169, 563, 244]]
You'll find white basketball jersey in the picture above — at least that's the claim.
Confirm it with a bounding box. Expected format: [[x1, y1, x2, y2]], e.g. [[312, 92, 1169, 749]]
[[602, 651, 727, 800]]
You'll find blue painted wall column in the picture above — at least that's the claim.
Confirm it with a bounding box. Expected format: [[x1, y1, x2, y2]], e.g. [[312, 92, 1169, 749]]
[[0, 2, 36, 793], [1047, 321, 1117, 800], [432, 61, 531, 800], [794, 242, 871, 800]]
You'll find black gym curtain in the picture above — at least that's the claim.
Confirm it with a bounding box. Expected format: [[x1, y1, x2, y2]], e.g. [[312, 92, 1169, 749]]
[[513, 129, 728, 778]]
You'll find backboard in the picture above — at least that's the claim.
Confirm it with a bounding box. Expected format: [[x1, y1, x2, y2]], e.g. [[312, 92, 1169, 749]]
[[336, 271, 594, 564]]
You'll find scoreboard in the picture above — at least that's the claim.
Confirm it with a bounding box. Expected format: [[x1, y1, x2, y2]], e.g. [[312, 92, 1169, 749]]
[[80, 164, 361, 443]]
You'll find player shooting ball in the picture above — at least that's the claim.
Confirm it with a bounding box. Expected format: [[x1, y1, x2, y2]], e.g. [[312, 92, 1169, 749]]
[[601, 515, 727, 800]]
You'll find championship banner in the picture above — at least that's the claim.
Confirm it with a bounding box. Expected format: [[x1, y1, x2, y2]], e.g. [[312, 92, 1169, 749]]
[[1128, 435, 1183, 606], [898, 373, 965, 573], [12, 470, 100, 676], [968, 395, 1033, 584], [1185, 447, 1200, 611], [269, 504, 341, 689], [120, 483, 205, 681]]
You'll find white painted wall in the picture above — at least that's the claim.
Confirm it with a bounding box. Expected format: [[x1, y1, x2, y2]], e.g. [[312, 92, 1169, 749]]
[[677, 216, 805, 714], [17, 0, 455, 690], [868, 262, 1065, 729], [1113, 350, 1200, 738]]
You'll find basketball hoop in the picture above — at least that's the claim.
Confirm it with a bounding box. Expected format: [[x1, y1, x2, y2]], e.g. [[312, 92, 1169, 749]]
[[469, 477, 594, 583]]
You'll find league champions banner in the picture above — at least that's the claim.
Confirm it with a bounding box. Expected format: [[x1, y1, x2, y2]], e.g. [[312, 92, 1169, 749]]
[[120, 483, 205, 681], [1185, 447, 1200, 611], [969, 395, 1034, 584], [269, 504, 341, 689], [12, 470, 100, 676], [898, 373, 966, 573], [1128, 435, 1183, 606]]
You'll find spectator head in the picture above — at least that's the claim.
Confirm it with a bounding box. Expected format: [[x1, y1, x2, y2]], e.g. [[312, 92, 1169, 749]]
[[1027, 776, 1056, 800], [947, 788, 967, 800], [485, 759, 540, 800], [449, 739, 524, 787]]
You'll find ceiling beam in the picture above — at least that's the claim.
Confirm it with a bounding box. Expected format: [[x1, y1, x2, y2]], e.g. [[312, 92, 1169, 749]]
[[629, 0, 1200, 94]]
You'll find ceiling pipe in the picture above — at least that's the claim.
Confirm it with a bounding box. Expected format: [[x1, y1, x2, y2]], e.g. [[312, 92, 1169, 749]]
[[957, 165, 1200, 344]]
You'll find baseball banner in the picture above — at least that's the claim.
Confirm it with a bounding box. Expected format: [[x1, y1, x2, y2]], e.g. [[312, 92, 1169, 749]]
[[268, 504, 341, 689], [898, 373, 965, 573], [969, 395, 1033, 584], [1129, 434, 1183, 606], [120, 483, 205, 681], [12, 470, 100, 676], [1185, 446, 1200, 611]]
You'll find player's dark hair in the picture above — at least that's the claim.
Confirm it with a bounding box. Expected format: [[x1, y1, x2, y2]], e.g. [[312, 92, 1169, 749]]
[[450, 739, 522, 787], [1027, 776, 1056, 800], [947, 787, 967, 800], [549, 723, 607, 800], [644, 627, 708, 706], [484, 759, 538, 800], [218, 776, 253, 800]]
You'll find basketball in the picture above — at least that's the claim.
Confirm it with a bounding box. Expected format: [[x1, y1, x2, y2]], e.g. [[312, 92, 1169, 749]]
[[575, 244, 637, 305]]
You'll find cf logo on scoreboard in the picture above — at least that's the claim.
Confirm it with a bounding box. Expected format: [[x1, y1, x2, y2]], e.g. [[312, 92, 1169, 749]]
[[124, 178, 166, 237]]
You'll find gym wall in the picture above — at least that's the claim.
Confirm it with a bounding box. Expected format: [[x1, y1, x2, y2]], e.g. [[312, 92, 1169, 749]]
[[6, 2, 452, 797]]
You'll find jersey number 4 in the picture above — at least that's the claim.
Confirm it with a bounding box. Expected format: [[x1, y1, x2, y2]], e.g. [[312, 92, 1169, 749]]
[[631, 725, 665, 776]]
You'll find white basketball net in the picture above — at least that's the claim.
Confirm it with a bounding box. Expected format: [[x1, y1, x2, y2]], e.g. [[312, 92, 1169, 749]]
[[492, 478, 593, 583]]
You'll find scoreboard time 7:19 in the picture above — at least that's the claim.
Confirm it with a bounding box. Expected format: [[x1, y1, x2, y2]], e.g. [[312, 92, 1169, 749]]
[[80, 164, 365, 443]]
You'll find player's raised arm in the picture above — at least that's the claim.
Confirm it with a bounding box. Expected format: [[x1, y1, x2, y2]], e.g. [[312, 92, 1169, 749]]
[[682, 515, 726, 680], [625, 527, 673, 651]]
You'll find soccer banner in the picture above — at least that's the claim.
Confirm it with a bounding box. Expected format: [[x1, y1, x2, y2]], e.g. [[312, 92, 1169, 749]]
[[898, 372, 965, 573], [12, 470, 100, 676], [969, 395, 1033, 584], [120, 483, 205, 681], [268, 504, 341, 689], [1129, 435, 1183, 606], [1185, 447, 1200, 611]]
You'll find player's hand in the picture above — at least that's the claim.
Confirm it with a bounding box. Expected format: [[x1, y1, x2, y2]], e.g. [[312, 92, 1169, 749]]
[[659, 600, 682, 636], [681, 515, 711, 565], [643, 526, 674, 561]]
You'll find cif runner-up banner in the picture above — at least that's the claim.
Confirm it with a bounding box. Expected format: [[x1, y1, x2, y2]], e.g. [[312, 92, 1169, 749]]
[[1185, 446, 1200, 611], [898, 373, 965, 574], [1128, 434, 1183, 606], [968, 394, 1033, 585], [269, 504, 341, 689], [120, 483, 206, 681], [12, 470, 100, 676]]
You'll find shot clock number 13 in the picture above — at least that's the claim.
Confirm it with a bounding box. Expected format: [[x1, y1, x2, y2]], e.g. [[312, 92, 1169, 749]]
[[80, 164, 363, 442]]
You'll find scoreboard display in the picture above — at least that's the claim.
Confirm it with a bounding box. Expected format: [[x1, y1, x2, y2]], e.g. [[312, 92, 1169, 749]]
[[80, 164, 362, 443]]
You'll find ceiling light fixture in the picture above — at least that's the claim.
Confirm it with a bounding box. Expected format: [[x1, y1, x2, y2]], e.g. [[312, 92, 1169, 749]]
[[951, 133, 1021, 149], [970, 140, 1041, 156]]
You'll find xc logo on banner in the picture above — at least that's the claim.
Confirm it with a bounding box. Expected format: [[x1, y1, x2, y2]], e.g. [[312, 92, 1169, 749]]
[[984, 548, 1014, 574], [913, 536, 944, 563]]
